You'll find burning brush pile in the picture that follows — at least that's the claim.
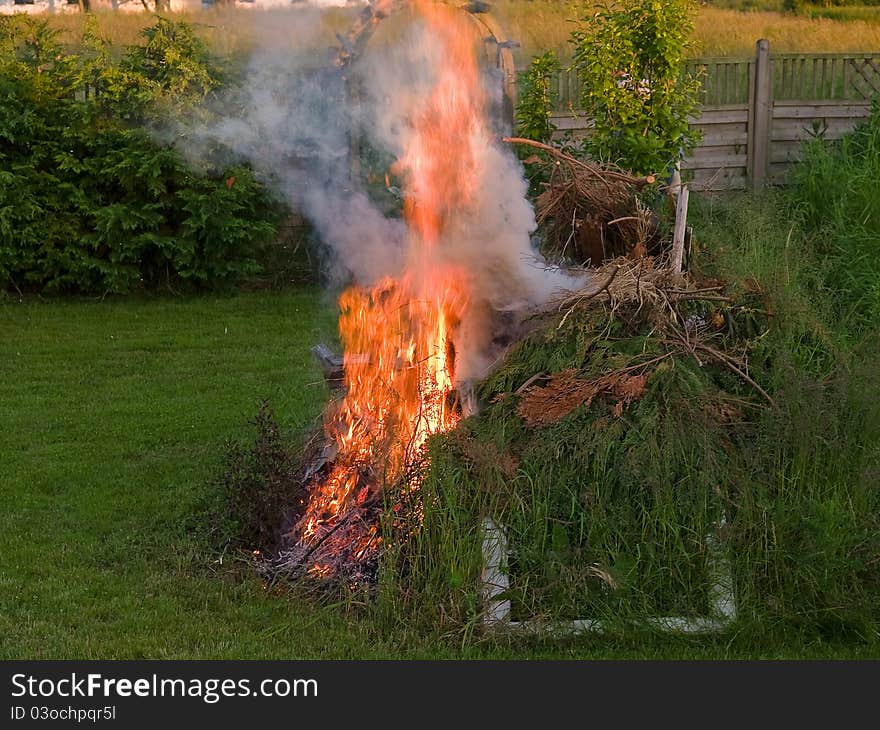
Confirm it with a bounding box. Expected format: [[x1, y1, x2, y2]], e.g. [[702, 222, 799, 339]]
[[262, 1, 545, 585], [214, 2, 773, 615]]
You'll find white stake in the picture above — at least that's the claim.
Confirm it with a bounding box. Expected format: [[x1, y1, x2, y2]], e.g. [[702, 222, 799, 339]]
[[671, 184, 690, 275]]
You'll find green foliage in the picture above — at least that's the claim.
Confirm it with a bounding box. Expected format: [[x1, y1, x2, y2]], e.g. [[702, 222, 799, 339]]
[[216, 401, 305, 553], [516, 51, 562, 143], [0, 16, 279, 295], [106, 17, 224, 123], [571, 0, 703, 176], [788, 102, 880, 339], [788, 0, 880, 7], [386, 304, 751, 630]]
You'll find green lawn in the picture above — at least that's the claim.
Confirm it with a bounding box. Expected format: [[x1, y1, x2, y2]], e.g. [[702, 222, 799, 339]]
[[0, 288, 875, 659]]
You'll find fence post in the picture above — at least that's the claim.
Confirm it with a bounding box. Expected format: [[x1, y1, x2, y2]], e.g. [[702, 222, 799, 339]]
[[750, 39, 772, 191]]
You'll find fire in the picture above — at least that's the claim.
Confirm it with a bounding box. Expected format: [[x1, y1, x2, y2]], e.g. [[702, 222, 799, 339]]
[[293, 2, 490, 573]]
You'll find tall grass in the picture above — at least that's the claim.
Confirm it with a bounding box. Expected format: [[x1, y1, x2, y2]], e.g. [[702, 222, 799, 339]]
[[492, 2, 880, 58], [693, 193, 880, 640], [40, 6, 355, 58], [491, 2, 880, 60], [789, 102, 880, 340], [799, 5, 880, 23], [36, 3, 880, 63]]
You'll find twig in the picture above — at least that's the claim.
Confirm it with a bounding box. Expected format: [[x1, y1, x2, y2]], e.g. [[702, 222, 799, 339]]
[[515, 372, 549, 395], [502, 137, 657, 187], [671, 185, 690, 275], [667, 286, 726, 294], [671, 293, 734, 303], [560, 265, 621, 310], [612, 352, 673, 376], [556, 265, 621, 328], [693, 342, 775, 406]]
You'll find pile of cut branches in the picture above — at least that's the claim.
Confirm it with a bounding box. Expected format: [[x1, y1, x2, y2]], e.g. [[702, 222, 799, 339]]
[[533, 255, 774, 416], [505, 137, 659, 266]]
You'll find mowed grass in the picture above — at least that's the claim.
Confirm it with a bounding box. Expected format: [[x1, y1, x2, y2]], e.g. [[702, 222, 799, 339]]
[[0, 289, 368, 660], [0, 287, 876, 659], [39, 2, 880, 64]]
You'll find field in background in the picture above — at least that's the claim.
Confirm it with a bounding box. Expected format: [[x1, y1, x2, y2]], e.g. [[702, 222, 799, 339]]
[[37, 2, 880, 62], [494, 1, 880, 59]]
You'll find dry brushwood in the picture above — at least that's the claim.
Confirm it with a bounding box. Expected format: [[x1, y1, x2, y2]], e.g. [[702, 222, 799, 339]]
[[556, 256, 737, 323], [517, 362, 660, 427], [504, 137, 657, 265], [547, 257, 774, 406], [333, 0, 401, 70], [555, 256, 675, 329]]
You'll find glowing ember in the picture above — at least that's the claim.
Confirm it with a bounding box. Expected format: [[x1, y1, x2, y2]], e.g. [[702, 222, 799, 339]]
[[290, 2, 489, 575]]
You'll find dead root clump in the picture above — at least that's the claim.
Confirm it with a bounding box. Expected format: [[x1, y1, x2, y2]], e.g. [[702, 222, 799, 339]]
[[505, 137, 659, 265]]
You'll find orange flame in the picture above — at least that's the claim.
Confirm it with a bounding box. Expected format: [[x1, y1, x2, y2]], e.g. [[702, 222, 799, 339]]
[[296, 2, 488, 561]]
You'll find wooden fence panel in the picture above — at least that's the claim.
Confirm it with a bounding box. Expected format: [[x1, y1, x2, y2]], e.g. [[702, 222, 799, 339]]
[[545, 44, 878, 191], [767, 100, 871, 185], [683, 105, 749, 192]]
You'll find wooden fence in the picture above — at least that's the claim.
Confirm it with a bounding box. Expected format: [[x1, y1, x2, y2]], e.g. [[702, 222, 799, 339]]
[[549, 41, 879, 191]]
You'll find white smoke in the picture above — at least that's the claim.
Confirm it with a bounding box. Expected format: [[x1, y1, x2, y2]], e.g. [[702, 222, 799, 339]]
[[181, 6, 582, 380]]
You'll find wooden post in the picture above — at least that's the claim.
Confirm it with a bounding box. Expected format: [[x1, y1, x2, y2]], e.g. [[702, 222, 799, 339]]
[[751, 39, 772, 191], [465, 8, 518, 133], [671, 185, 690, 275]]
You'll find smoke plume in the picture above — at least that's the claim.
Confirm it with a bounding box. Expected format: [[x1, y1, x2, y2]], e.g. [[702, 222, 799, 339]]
[[182, 5, 581, 381]]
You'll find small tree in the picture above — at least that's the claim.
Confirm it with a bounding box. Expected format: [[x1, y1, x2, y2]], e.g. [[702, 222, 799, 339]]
[[516, 51, 562, 144], [571, 0, 702, 177]]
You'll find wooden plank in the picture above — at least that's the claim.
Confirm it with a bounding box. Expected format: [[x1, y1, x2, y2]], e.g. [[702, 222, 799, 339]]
[[768, 162, 794, 184], [671, 186, 689, 275], [747, 57, 756, 182], [692, 120, 749, 135], [690, 178, 747, 192], [682, 153, 748, 169], [772, 102, 870, 119], [687, 168, 747, 191], [772, 115, 861, 131], [800, 57, 807, 99], [721, 63, 731, 104], [771, 119, 861, 142], [776, 58, 790, 98], [549, 115, 593, 132], [770, 142, 807, 164], [770, 147, 803, 163], [772, 51, 880, 60], [689, 107, 750, 124], [700, 130, 749, 147], [694, 130, 749, 148], [724, 63, 732, 104], [689, 143, 748, 158], [830, 57, 837, 99]]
